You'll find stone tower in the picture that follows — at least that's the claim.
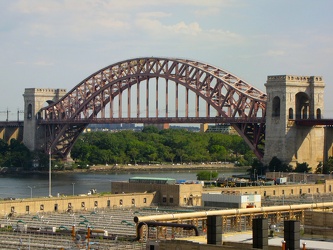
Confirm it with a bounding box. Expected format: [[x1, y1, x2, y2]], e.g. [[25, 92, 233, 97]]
[[263, 75, 325, 168], [23, 88, 67, 152]]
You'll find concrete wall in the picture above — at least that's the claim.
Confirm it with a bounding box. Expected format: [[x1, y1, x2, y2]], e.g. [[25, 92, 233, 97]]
[[204, 179, 333, 198], [304, 210, 333, 237], [0, 126, 23, 143], [0, 193, 155, 216]]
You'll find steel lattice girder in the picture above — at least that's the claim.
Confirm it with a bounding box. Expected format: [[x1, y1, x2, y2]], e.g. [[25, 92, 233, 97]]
[[39, 57, 267, 159]]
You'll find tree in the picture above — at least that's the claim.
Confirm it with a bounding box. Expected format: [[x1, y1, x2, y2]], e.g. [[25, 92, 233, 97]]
[[268, 156, 292, 172], [294, 162, 312, 173], [247, 158, 265, 178], [196, 171, 218, 181], [323, 157, 333, 174]]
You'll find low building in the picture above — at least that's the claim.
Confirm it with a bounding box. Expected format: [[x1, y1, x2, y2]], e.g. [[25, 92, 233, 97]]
[[202, 191, 261, 208], [111, 177, 202, 206]]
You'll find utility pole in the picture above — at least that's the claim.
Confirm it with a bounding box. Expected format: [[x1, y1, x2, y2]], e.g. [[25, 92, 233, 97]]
[[0, 108, 10, 122], [17, 109, 24, 121]]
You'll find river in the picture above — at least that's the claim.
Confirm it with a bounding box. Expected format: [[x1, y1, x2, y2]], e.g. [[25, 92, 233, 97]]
[[0, 170, 245, 199]]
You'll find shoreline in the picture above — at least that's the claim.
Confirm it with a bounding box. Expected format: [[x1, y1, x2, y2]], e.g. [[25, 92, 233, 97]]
[[0, 164, 249, 176]]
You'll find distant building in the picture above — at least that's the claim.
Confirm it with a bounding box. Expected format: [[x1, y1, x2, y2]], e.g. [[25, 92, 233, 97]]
[[200, 124, 237, 134], [202, 191, 261, 208], [111, 177, 202, 206]]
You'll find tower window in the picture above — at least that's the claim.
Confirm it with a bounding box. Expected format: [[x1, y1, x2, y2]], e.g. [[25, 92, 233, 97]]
[[289, 108, 294, 119], [316, 108, 321, 119], [272, 96, 280, 117]]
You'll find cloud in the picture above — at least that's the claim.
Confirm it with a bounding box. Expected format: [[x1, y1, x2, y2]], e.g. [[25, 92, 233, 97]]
[[11, 0, 131, 38], [265, 50, 286, 56], [15, 60, 54, 66], [136, 15, 241, 44]]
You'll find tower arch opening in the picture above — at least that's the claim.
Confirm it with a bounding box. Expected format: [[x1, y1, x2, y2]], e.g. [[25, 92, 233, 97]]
[[272, 96, 280, 117], [288, 108, 294, 119], [295, 92, 310, 119], [316, 108, 322, 119]]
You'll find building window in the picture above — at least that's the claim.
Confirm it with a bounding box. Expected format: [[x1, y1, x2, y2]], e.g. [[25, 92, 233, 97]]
[[308, 188, 310, 193], [329, 185, 332, 192], [81, 202, 85, 208], [282, 190, 285, 195], [317, 188, 319, 193], [119, 199, 123, 205], [68, 203, 72, 208], [54, 204, 58, 212], [273, 190, 276, 195], [143, 198, 147, 204], [162, 196, 167, 203], [11, 207, 15, 213], [132, 198, 135, 205], [299, 189, 302, 194], [40, 204, 44, 211], [291, 189, 293, 194], [107, 200, 111, 207], [94, 201, 98, 207], [26, 206, 29, 213], [169, 197, 174, 203]]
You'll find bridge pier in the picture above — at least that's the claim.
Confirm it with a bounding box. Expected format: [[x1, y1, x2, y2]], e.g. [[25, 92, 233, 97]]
[[23, 88, 66, 152], [264, 75, 325, 168]]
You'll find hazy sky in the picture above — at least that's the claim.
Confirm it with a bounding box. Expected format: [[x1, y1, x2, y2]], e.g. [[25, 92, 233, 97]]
[[1, 0, 333, 119]]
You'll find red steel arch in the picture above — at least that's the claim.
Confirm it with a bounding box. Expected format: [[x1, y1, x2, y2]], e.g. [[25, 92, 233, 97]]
[[39, 57, 267, 159]]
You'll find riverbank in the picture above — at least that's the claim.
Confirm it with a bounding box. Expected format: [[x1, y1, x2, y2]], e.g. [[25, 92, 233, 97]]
[[86, 163, 248, 173], [0, 163, 249, 176]]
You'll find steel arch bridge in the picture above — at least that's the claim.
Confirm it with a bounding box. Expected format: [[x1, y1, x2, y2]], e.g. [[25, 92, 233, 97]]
[[38, 57, 267, 160]]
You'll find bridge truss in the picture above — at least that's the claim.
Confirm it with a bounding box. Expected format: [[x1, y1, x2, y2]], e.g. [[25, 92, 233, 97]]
[[39, 57, 267, 159]]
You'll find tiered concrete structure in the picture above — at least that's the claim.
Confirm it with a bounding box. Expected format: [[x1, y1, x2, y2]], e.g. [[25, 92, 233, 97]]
[[23, 88, 66, 151], [264, 75, 325, 168]]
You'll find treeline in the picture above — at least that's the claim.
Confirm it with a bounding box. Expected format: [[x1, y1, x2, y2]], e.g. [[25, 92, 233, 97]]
[[0, 139, 32, 169], [71, 126, 255, 166]]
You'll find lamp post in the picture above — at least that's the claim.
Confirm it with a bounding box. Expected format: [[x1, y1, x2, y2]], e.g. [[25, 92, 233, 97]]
[[72, 183, 75, 196], [49, 150, 52, 197], [28, 186, 32, 199]]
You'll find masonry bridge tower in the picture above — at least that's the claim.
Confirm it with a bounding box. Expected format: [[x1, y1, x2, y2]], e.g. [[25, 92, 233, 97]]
[[23, 88, 67, 152], [263, 75, 325, 168]]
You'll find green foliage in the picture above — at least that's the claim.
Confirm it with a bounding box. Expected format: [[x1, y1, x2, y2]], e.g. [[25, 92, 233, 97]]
[[247, 158, 265, 178], [0, 139, 32, 169], [268, 156, 292, 172], [71, 129, 255, 166], [294, 162, 312, 173], [196, 171, 218, 180]]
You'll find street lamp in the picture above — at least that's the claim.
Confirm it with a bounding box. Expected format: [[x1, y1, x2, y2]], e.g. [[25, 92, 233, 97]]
[[72, 183, 75, 196], [49, 150, 52, 197], [28, 186, 32, 199]]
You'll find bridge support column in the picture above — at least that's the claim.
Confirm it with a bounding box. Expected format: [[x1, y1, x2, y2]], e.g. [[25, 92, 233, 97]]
[[23, 88, 66, 152], [264, 75, 325, 169]]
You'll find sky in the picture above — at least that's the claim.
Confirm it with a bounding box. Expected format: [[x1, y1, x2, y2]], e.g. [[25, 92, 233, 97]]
[[1, 0, 333, 120]]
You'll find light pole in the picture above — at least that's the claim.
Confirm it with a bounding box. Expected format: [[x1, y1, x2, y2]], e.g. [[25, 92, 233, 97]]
[[49, 150, 52, 197], [28, 186, 32, 199], [72, 183, 75, 196]]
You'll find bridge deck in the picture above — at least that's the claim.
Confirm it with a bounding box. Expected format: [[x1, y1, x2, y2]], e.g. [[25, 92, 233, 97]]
[[37, 117, 266, 125]]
